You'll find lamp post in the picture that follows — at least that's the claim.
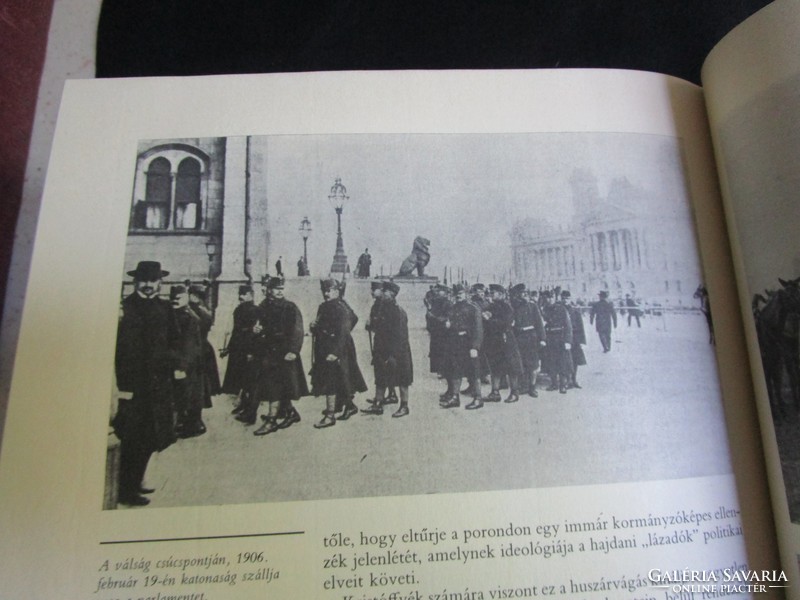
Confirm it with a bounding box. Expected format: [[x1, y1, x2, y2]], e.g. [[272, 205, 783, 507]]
[[328, 177, 349, 275], [205, 237, 218, 311], [299, 216, 312, 276]]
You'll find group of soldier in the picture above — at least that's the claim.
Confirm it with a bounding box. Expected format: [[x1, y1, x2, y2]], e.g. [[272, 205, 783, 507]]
[[424, 282, 618, 409], [113, 258, 624, 507]]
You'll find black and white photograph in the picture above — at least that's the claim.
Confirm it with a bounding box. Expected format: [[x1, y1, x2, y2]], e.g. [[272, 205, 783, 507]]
[[107, 132, 729, 509], [717, 70, 800, 523]]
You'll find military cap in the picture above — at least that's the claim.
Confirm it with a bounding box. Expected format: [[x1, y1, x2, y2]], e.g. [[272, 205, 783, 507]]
[[383, 281, 400, 296], [264, 276, 284, 290], [510, 283, 526, 296], [238, 285, 253, 295], [540, 290, 553, 298], [169, 284, 187, 298], [127, 260, 169, 280], [320, 278, 342, 293], [452, 283, 467, 294], [598, 290, 609, 298], [188, 285, 206, 299], [470, 283, 486, 292], [434, 283, 450, 292], [560, 290, 571, 299], [489, 284, 506, 293]]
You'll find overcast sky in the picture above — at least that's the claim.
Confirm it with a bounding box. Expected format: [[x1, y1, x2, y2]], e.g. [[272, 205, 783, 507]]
[[260, 132, 691, 281]]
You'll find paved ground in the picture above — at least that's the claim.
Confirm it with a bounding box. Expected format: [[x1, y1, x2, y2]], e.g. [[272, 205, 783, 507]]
[[117, 281, 731, 509]]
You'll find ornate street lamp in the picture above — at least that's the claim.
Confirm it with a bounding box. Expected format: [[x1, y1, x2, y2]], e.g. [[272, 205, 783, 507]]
[[299, 216, 312, 276], [328, 177, 349, 275]]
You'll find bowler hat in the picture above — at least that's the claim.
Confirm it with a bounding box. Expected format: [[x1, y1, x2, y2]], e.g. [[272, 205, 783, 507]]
[[561, 290, 571, 299], [127, 260, 169, 280], [239, 285, 253, 295]]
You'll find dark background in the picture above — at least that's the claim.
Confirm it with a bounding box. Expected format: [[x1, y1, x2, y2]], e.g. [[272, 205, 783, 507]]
[[0, 0, 776, 321]]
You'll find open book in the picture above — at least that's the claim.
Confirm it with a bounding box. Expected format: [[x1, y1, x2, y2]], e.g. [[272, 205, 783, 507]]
[[2, 0, 800, 597]]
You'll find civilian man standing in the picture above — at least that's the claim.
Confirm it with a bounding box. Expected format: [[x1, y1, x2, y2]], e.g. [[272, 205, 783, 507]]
[[113, 261, 178, 507]]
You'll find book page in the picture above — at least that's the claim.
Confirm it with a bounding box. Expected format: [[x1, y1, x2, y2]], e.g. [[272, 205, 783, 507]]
[[0, 70, 779, 598], [702, 0, 800, 590]]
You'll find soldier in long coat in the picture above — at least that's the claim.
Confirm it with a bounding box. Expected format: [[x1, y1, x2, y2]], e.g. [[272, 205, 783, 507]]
[[590, 290, 617, 352], [310, 278, 367, 428], [362, 281, 413, 417], [482, 284, 524, 403], [188, 285, 220, 407], [510, 284, 546, 397], [113, 261, 178, 507], [465, 282, 491, 395], [425, 284, 451, 377], [440, 284, 484, 409], [561, 290, 587, 389], [250, 277, 309, 435], [222, 285, 259, 397], [541, 290, 573, 394], [170, 285, 209, 439]]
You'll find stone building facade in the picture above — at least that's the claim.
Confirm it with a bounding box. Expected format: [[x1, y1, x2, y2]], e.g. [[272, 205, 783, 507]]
[[510, 169, 700, 306], [122, 136, 272, 349]]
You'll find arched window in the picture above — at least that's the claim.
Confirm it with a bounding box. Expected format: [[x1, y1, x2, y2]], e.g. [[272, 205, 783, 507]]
[[174, 158, 202, 229], [130, 145, 209, 231]]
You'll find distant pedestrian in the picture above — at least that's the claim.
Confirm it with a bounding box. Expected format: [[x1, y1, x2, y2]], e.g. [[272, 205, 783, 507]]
[[275, 256, 283, 277], [590, 290, 617, 352]]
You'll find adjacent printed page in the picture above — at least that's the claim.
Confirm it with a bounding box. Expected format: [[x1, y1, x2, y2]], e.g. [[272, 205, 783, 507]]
[[0, 70, 777, 598], [703, 0, 800, 592]]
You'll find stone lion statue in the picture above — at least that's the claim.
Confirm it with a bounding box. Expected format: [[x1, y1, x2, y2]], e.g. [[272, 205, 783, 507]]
[[397, 236, 431, 277]]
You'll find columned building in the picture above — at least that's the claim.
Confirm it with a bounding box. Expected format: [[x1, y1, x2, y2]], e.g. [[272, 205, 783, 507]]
[[511, 169, 699, 306]]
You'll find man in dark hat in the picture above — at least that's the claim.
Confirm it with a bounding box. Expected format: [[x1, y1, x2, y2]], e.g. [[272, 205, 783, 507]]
[[250, 277, 309, 435], [222, 285, 259, 401], [482, 283, 524, 403], [590, 290, 617, 352], [561, 290, 587, 389], [170, 285, 208, 438], [362, 281, 413, 417], [310, 278, 367, 428], [541, 289, 573, 394], [275, 256, 283, 278], [510, 283, 546, 397], [113, 261, 178, 506], [441, 283, 484, 409]]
